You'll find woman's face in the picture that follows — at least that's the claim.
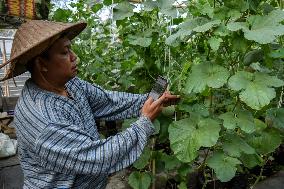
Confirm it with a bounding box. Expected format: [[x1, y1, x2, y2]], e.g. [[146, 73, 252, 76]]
[[41, 37, 78, 83]]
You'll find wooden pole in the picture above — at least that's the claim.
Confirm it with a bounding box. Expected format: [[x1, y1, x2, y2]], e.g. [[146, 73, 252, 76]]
[[2, 40, 10, 97], [128, 0, 187, 8], [128, 0, 143, 3]]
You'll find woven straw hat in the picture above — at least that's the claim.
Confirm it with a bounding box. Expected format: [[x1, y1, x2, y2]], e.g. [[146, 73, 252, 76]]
[[0, 20, 87, 81]]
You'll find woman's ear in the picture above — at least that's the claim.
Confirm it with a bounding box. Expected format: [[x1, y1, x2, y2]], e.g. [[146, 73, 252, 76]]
[[34, 57, 48, 72]]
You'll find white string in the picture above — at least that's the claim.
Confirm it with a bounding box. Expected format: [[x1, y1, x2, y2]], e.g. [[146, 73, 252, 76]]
[[278, 86, 283, 108], [167, 17, 174, 88], [164, 47, 167, 73], [111, 0, 115, 44]]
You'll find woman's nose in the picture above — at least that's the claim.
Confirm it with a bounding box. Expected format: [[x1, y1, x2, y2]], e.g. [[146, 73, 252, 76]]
[[70, 49, 77, 62]]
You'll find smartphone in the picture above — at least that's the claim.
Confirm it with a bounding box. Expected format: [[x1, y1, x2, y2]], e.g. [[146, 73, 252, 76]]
[[149, 76, 168, 101]]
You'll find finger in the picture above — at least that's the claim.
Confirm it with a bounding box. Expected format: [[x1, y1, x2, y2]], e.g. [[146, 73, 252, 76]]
[[153, 104, 163, 114], [163, 96, 180, 106], [165, 94, 180, 99], [145, 97, 154, 106], [152, 93, 166, 108], [164, 91, 171, 95]]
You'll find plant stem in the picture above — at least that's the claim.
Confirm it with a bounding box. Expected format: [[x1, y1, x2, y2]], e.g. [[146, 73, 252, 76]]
[[151, 138, 156, 189], [152, 159, 156, 189], [202, 169, 208, 189], [250, 157, 269, 189], [209, 89, 213, 115], [232, 96, 240, 111], [212, 169, 215, 189], [250, 164, 264, 189], [196, 148, 211, 189], [197, 149, 210, 171]]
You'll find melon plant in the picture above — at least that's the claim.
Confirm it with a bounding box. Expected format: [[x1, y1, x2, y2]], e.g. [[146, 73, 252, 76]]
[[51, 0, 284, 188]]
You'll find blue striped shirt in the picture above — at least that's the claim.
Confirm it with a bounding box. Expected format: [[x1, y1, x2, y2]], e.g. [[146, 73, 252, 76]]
[[14, 77, 155, 189]]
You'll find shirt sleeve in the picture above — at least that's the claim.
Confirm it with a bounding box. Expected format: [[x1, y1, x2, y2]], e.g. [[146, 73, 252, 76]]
[[34, 115, 155, 175], [79, 79, 148, 121]]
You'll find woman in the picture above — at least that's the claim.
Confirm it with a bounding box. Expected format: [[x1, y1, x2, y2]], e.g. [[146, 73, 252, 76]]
[[0, 20, 179, 188]]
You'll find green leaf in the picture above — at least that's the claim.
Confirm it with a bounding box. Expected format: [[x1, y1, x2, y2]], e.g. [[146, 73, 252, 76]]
[[165, 32, 181, 47], [162, 106, 175, 117], [153, 119, 160, 135], [248, 0, 261, 12], [208, 37, 223, 51], [185, 63, 229, 93], [207, 152, 241, 182], [169, 118, 220, 162], [227, 22, 247, 32], [178, 163, 194, 177], [158, 115, 172, 142], [247, 129, 282, 154], [103, 0, 112, 6], [113, 1, 134, 20], [222, 133, 255, 157], [128, 35, 152, 47], [214, 6, 234, 20], [228, 71, 253, 91], [255, 73, 284, 88], [133, 148, 151, 170], [178, 103, 209, 117], [157, 0, 177, 18], [241, 84, 275, 110], [196, 119, 221, 147], [193, 20, 221, 33], [232, 35, 248, 53], [128, 171, 152, 189], [103, 0, 123, 6], [179, 17, 209, 33], [254, 119, 267, 132], [52, 8, 72, 22], [214, 24, 230, 37], [161, 153, 181, 170], [266, 108, 284, 129], [91, 4, 103, 13], [168, 118, 197, 162], [269, 48, 284, 58], [227, 9, 284, 44], [143, 1, 158, 11], [250, 62, 271, 73], [178, 182, 187, 189], [219, 110, 255, 133], [196, 1, 214, 18], [240, 153, 263, 168], [122, 118, 136, 130], [228, 71, 284, 110], [165, 18, 203, 45], [224, 0, 249, 12], [167, 18, 221, 43]]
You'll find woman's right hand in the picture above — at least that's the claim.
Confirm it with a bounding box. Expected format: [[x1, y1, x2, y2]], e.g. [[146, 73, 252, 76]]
[[142, 92, 180, 121], [141, 94, 166, 121]]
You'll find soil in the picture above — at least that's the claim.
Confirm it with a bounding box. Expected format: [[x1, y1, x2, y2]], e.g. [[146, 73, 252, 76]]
[[106, 169, 131, 189]]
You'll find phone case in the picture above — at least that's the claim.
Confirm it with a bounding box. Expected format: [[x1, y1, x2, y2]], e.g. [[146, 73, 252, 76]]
[[149, 76, 168, 100]]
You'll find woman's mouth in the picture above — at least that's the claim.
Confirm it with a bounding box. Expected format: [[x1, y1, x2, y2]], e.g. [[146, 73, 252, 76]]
[[72, 65, 77, 70]]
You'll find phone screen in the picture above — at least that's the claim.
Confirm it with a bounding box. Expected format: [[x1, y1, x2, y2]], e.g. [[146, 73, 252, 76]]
[[149, 76, 168, 100]]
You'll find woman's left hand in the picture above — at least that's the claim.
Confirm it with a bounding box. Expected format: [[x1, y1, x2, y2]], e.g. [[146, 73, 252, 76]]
[[162, 91, 180, 107]]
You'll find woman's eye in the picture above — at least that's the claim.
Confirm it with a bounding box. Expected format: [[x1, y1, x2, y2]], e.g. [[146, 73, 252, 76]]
[[62, 51, 68, 55]]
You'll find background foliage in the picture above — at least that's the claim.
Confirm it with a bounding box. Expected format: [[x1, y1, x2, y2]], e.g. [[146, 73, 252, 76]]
[[51, 0, 284, 188]]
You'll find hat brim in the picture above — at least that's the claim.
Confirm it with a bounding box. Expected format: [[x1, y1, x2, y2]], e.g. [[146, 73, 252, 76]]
[[0, 21, 87, 81]]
